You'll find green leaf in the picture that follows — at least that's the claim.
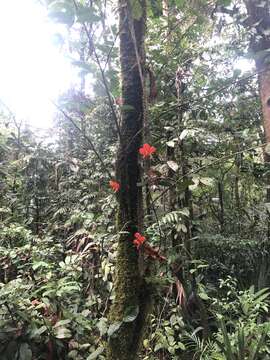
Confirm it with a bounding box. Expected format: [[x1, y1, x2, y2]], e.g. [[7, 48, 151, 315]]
[[32, 261, 50, 270], [30, 325, 47, 338], [178, 342, 186, 351], [54, 326, 72, 339], [154, 343, 164, 352], [167, 160, 179, 172], [219, 319, 234, 360], [87, 346, 105, 360], [123, 305, 139, 323], [179, 223, 187, 233], [200, 177, 213, 186], [237, 327, 245, 360], [54, 319, 72, 327], [198, 292, 210, 300], [68, 350, 79, 359], [166, 140, 175, 148], [107, 321, 122, 337], [180, 129, 189, 140], [179, 208, 189, 217]]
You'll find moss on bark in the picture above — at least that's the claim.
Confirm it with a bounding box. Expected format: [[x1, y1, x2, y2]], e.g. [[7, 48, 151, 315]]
[[106, 1, 150, 359]]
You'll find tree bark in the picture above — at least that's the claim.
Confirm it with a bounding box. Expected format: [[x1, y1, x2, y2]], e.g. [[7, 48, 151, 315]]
[[107, 1, 150, 359], [244, 0, 270, 238]]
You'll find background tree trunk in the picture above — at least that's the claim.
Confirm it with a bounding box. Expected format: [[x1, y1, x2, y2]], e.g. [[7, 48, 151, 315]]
[[244, 0, 270, 238]]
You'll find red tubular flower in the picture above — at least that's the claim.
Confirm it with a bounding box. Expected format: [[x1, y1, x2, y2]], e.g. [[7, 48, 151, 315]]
[[109, 180, 120, 192], [139, 143, 156, 158], [133, 232, 146, 249]]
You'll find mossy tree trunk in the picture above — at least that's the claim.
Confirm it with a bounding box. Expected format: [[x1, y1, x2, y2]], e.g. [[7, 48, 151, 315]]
[[107, 1, 150, 359]]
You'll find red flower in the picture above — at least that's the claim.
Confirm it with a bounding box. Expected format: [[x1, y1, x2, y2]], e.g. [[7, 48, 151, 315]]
[[31, 299, 41, 306], [133, 232, 146, 249], [139, 143, 156, 158], [115, 97, 124, 106], [109, 180, 120, 192]]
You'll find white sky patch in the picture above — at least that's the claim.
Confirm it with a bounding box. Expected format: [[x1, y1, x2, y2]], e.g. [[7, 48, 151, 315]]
[[234, 58, 254, 73], [0, 0, 75, 129]]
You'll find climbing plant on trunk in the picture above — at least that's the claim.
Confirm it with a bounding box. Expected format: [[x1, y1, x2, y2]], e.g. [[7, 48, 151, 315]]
[[107, 1, 150, 359]]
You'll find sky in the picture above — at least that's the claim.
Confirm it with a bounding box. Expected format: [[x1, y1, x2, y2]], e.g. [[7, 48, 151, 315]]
[[0, 0, 74, 129]]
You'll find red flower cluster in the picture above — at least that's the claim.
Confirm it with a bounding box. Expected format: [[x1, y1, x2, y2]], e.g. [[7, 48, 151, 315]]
[[132, 232, 166, 261], [109, 180, 120, 192], [133, 232, 146, 249], [139, 143, 156, 158]]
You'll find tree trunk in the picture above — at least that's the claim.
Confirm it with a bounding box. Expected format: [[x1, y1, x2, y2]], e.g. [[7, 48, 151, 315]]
[[244, 0, 270, 238], [218, 181, 224, 233], [107, 1, 150, 359]]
